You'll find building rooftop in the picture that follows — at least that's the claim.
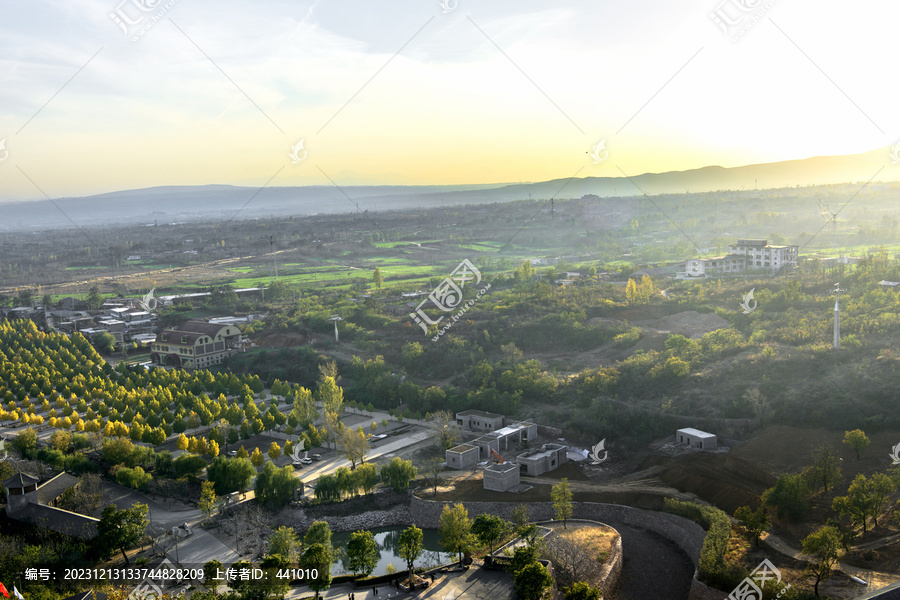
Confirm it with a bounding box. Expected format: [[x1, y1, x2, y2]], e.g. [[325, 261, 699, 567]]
[[484, 462, 518, 474], [457, 409, 503, 419], [15, 503, 98, 539], [677, 427, 715, 438], [448, 444, 478, 454], [3, 472, 39, 488], [37, 472, 80, 505]]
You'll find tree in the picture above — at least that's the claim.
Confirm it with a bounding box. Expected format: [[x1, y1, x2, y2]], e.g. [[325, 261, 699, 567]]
[[843, 429, 870, 461], [426, 456, 444, 496], [255, 461, 298, 508], [268, 526, 301, 564], [199, 481, 217, 522], [50, 430, 71, 453], [203, 560, 223, 593], [207, 439, 219, 458], [763, 472, 810, 522], [102, 437, 135, 466], [809, 444, 842, 493], [743, 387, 769, 427], [176, 433, 188, 451], [11, 427, 37, 454], [380, 457, 417, 493], [96, 503, 149, 564], [87, 286, 103, 310], [339, 426, 369, 469], [353, 462, 379, 494], [398, 525, 423, 588], [429, 410, 461, 450], [206, 456, 255, 495], [439, 503, 475, 566], [345, 530, 379, 577], [511, 504, 530, 529], [832, 472, 895, 533], [802, 525, 842, 597], [259, 553, 291, 600], [551, 478, 574, 528], [268, 441, 282, 461], [564, 582, 601, 600], [173, 453, 207, 479], [237, 445, 249, 459], [315, 474, 341, 502], [250, 446, 265, 467], [305, 520, 334, 553], [472, 513, 507, 559], [625, 278, 637, 304], [300, 543, 333, 600], [373, 266, 383, 289], [514, 562, 553, 600], [317, 376, 344, 416], [94, 332, 117, 354], [734, 504, 770, 546]]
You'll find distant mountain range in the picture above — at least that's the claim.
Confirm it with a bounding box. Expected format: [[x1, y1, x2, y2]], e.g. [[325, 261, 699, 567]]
[[1, 147, 896, 231]]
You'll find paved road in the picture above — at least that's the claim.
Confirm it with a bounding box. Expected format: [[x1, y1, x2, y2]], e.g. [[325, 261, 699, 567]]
[[761, 531, 900, 591], [284, 565, 513, 600]]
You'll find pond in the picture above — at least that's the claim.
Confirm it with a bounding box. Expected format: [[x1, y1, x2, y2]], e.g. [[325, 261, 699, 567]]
[[330, 527, 454, 577]]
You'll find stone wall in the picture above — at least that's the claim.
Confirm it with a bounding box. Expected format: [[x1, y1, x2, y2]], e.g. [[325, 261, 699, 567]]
[[408, 497, 706, 571]]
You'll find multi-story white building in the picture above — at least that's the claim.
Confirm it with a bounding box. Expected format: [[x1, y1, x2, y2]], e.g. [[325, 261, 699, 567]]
[[678, 239, 798, 279]]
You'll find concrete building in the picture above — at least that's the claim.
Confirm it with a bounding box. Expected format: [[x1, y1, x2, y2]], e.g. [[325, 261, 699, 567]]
[[517, 443, 567, 476], [456, 410, 505, 433], [678, 239, 798, 279], [471, 434, 501, 459], [446, 444, 480, 470], [676, 427, 717, 450], [483, 462, 520, 492], [150, 321, 242, 369]]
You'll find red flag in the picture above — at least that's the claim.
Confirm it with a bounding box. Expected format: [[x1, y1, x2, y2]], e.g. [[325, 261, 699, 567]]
[[0, 581, 10, 598]]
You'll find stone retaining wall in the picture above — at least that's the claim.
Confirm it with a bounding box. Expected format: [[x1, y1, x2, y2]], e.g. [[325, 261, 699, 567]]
[[409, 497, 706, 571]]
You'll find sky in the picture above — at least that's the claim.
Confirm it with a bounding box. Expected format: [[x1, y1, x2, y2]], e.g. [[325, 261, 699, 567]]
[[1, 0, 899, 201]]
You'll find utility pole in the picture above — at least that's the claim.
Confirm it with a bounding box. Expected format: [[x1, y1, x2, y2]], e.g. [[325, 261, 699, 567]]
[[833, 283, 843, 349]]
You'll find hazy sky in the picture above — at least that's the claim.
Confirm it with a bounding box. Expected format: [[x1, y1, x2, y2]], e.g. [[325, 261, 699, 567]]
[[1, 0, 899, 200]]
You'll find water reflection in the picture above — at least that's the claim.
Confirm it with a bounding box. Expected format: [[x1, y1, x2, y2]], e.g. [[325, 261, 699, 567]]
[[331, 527, 453, 577]]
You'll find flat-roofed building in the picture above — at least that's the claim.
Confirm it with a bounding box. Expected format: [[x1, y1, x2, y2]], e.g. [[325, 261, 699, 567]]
[[483, 462, 520, 492], [676, 427, 717, 450], [517, 443, 567, 476], [456, 409, 505, 432], [446, 444, 480, 470]]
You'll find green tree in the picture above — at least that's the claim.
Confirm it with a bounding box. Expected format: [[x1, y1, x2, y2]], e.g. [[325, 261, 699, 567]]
[[173, 453, 207, 479], [300, 543, 333, 600], [203, 560, 223, 593], [305, 520, 334, 553], [250, 446, 265, 467], [102, 437, 135, 466], [96, 503, 149, 564], [87, 286, 103, 310], [439, 503, 475, 565], [94, 332, 117, 354], [514, 561, 554, 600], [398, 525, 424, 588], [268, 526, 302, 564], [801, 525, 842, 597], [353, 462, 379, 495], [255, 461, 298, 508], [564, 582, 601, 600], [206, 456, 255, 495], [809, 444, 843, 493], [380, 457, 417, 492], [11, 427, 37, 453], [734, 504, 770, 547], [373, 267, 383, 289], [763, 472, 810, 522], [315, 474, 341, 502], [472, 513, 507, 559], [345, 530, 379, 577], [843, 429, 870, 461], [429, 409, 461, 450], [551, 478, 574, 528], [832, 472, 895, 533]]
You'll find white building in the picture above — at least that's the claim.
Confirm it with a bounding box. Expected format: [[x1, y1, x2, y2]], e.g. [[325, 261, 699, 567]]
[[675, 427, 717, 450], [677, 239, 798, 279]]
